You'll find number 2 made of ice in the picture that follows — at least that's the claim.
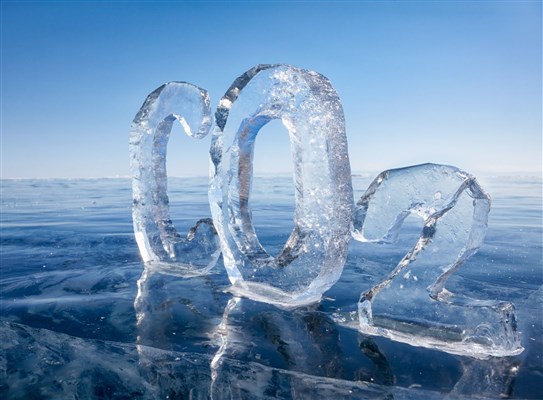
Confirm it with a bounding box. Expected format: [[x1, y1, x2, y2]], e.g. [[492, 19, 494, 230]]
[[352, 163, 523, 359]]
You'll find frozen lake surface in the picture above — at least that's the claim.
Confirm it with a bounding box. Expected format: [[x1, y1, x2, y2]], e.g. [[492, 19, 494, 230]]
[[1, 175, 541, 399]]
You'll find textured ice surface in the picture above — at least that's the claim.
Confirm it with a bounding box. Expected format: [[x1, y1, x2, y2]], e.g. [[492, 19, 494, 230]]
[[2, 177, 541, 398], [209, 64, 354, 307], [2, 320, 486, 400], [0, 310, 520, 400], [352, 164, 523, 359], [130, 82, 220, 273]]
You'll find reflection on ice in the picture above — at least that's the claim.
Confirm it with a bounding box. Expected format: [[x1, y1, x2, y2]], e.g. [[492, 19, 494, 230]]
[[210, 297, 240, 398], [0, 255, 531, 399], [448, 357, 520, 399], [0, 315, 521, 399], [134, 264, 227, 355]]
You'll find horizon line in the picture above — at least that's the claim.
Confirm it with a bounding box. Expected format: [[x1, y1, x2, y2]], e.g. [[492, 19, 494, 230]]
[[1, 170, 542, 181]]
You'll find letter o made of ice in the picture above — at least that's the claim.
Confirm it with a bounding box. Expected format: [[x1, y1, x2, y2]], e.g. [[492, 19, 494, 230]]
[[209, 65, 354, 307], [130, 82, 220, 273]]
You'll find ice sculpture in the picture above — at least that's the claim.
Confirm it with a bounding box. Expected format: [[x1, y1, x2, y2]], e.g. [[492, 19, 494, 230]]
[[130, 82, 220, 273], [128, 68, 523, 360], [209, 64, 354, 307], [353, 163, 523, 358]]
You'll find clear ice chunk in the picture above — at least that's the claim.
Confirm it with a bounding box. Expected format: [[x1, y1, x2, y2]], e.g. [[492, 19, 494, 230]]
[[209, 64, 354, 307], [130, 82, 220, 273], [353, 163, 523, 359]]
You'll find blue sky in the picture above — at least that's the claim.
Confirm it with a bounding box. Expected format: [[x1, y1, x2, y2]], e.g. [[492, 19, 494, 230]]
[[2, 1, 541, 178]]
